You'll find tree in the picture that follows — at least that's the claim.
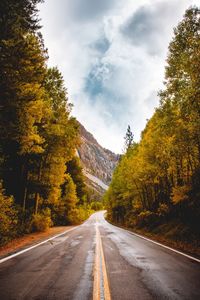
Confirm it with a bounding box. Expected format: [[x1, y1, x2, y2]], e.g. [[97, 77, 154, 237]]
[[124, 125, 134, 152], [66, 156, 86, 203], [160, 7, 200, 164], [36, 67, 79, 208], [105, 7, 200, 230], [0, 1, 82, 235], [0, 0, 48, 206], [53, 174, 78, 225], [0, 39, 80, 213]]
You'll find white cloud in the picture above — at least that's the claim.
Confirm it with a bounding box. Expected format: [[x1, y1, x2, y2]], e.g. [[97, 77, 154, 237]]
[[39, 0, 196, 153]]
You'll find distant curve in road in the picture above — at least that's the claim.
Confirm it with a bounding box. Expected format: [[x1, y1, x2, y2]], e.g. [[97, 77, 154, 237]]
[[0, 211, 200, 300]]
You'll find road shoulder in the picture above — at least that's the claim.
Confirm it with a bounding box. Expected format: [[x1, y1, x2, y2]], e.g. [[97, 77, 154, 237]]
[[0, 226, 75, 259], [107, 220, 200, 261]]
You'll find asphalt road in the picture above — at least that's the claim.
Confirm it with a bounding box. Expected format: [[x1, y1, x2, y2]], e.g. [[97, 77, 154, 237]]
[[0, 211, 200, 300]]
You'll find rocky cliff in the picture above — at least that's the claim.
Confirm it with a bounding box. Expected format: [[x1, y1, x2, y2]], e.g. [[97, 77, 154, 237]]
[[77, 123, 119, 187]]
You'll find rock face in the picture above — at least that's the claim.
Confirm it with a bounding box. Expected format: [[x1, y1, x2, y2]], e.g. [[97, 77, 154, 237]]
[[77, 123, 119, 186]]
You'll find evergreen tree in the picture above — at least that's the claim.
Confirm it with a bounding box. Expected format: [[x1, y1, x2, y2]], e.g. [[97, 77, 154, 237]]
[[124, 125, 134, 152]]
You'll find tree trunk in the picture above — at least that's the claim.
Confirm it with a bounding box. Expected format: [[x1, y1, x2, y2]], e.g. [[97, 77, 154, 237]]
[[34, 160, 43, 214]]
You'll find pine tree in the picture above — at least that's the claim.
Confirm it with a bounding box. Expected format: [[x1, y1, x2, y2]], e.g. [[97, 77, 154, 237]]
[[124, 125, 134, 152]]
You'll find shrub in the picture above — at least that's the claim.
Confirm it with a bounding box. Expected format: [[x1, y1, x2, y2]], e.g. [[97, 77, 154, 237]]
[[157, 203, 169, 217], [30, 208, 52, 232], [172, 185, 191, 205], [136, 210, 158, 228], [67, 206, 94, 224], [0, 182, 18, 245], [91, 201, 103, 211]]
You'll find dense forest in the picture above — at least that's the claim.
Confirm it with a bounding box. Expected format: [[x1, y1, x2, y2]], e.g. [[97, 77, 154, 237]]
[[105, 7, 200, 245], [0, 0, 95, 245]]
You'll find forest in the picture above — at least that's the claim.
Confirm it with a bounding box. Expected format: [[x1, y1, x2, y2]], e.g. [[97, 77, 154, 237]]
[[0, 0, 95, 245], [105, 7, 200, 247], [1, 1, 199, 251]]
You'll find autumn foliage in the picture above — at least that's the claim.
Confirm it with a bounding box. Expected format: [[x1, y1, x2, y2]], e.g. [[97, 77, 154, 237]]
[[0, 0, 93, 244], [105, 7, 200, 241]]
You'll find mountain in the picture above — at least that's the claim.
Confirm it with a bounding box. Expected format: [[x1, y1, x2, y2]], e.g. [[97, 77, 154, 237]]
[[77, 123, 119, 191]]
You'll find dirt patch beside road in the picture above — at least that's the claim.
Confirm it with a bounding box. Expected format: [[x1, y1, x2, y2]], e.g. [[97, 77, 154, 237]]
[[0, 226, 75, 259]]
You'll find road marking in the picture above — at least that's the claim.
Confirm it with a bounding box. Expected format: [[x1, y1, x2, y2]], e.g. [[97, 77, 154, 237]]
[[99, 228, 111, 300], [0, 226, 78, 264], [108, 221, 200, 264], [93, 226, 100, 300], [93, 220, 111, 300]]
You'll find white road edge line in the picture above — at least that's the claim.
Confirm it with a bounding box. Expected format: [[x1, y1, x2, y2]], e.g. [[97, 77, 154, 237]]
[[0, 226, 78, 264], [106, 220, 200, 264]]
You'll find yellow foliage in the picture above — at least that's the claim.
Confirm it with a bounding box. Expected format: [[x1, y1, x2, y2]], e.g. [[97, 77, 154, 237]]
[[30, 209, 52, 232], [0, 182, 18, 244], [172, 185, 191, 204]]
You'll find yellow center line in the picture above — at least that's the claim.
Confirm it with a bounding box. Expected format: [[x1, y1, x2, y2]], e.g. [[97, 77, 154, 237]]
[[93, 225, 100, 300], [93, 216, 111, 300]]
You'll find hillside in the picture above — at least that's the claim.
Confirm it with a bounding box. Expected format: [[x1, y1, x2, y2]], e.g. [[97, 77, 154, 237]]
[[77, 123, 119, 188]]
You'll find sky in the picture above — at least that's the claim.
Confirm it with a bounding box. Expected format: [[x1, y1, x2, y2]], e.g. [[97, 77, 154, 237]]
[[38, 0, 198, 153]]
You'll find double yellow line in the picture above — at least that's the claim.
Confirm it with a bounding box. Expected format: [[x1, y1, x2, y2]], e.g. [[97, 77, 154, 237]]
[[93, 222, 111, 300]]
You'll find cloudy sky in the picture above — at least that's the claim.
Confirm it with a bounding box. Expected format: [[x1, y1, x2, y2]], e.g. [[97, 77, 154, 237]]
[[39, 0, 197, 153]]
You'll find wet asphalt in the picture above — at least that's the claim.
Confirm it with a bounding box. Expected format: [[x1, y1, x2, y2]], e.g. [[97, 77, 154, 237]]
[[0, 211, 200, 300]]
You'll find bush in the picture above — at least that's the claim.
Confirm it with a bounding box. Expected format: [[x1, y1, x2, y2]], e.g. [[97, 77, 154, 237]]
[[30, 208, 52, 232], [0, 182, 18, 245], [157, 203, 169, 218], [67, 206, 94, 224], [136, 210, 158, 228], [91, 201, 103, 211], [172, 185, 191, 205]]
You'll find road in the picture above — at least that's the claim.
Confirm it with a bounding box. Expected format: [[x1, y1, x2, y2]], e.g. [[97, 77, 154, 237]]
[[0, 211, 200, 300]]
